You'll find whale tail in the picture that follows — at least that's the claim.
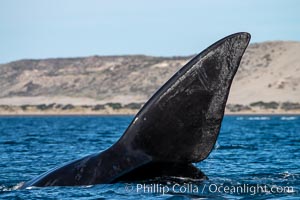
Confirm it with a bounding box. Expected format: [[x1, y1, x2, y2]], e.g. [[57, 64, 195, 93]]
[[117, 32, 251, 163], [107, 32, 251, 183], [21, 32, 250, 188]]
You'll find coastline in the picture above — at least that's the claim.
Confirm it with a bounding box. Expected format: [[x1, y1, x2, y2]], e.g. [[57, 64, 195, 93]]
[[0, 105, 299, 116]]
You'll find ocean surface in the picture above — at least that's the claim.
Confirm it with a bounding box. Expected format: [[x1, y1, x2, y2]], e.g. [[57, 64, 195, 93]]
[[0, 115, 299, 199]]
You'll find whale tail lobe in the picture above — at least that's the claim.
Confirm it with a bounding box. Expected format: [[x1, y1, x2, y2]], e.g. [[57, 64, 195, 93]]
[[118, 32, 251, 163]]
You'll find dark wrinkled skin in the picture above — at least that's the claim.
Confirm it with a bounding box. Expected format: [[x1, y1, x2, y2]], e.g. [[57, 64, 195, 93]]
[[20, 32, 251, 188]]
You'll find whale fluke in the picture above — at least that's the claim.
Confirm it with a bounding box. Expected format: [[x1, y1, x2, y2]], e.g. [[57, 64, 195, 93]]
[[20, 32, 250, 188]]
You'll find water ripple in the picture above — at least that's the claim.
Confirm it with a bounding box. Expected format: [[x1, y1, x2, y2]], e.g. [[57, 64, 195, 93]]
[[0, 115, 299, 199]]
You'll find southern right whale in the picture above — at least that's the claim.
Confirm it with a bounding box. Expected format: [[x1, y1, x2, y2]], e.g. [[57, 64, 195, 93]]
[[20, 32, 251, 188]]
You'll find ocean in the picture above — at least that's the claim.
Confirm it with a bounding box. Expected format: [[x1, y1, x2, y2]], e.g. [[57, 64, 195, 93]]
[[0, 115, 299, 199]]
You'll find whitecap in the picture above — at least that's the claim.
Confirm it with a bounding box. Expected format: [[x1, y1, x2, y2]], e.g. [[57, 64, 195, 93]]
[[248, 116, 270, 120], [281, 116, 297, 120]]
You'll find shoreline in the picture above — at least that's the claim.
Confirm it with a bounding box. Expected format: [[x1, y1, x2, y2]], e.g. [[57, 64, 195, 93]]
[[0, 112, 299, 116], [0, 103, 299, 116]]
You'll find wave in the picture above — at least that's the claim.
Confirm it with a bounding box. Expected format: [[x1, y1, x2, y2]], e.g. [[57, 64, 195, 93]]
[[281, 116, 297, 121], [248, 117, 270, 121], [0, 182, 25, 192]]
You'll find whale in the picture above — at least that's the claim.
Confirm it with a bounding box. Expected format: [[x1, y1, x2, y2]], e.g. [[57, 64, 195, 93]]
[[20, 32, 251, 188]]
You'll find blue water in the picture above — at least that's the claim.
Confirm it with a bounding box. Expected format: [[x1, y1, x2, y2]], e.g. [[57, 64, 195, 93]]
[[0, 115, 299, 199]]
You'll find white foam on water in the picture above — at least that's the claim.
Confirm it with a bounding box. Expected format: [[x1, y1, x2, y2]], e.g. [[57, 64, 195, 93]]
[[281, 116, 297, 121], [248, 116, 270, 120]]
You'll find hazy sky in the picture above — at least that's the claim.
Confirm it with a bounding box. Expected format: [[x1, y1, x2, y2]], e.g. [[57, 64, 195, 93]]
[[1, 0, 300, 63]]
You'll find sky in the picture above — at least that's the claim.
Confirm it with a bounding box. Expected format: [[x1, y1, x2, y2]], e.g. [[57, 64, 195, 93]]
[[1, 0, 300, 64]]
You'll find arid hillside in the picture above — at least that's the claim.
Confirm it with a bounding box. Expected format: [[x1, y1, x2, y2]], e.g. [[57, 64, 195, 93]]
[[0, 41, 299, 114], [229, 41, 300, 104]]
